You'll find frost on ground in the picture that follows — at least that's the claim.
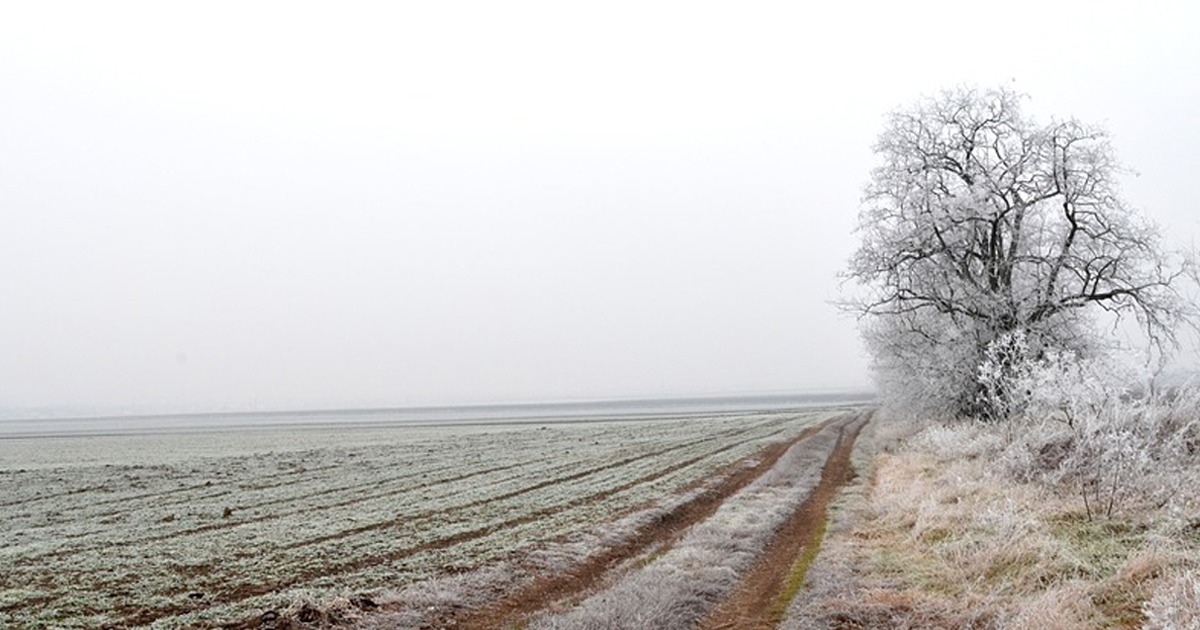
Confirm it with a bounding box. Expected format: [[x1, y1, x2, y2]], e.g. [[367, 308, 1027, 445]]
[[780, 406, 1200, 630], [0, 410, 832, 629], [526, 419, 847, 630], [361, 482, 718, 629]]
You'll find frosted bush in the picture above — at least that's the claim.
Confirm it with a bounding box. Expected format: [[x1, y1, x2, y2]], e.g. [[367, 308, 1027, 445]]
[[976, 330, 1130, 426], [1041, 391, 1197, 518], [995, 418, 1066, 483], [971, 332, 1200, 518]]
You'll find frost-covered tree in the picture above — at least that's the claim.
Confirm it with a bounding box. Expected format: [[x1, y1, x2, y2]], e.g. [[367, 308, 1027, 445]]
[[845, 86, 1195, 417]]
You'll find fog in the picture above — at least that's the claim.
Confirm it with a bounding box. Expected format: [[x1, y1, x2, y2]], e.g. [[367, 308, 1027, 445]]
[[2, 2, 1197, 415]]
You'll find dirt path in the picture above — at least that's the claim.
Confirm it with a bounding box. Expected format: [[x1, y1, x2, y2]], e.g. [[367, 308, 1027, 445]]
[[449, 416, 841, 630], [696, 410, 870, 630]]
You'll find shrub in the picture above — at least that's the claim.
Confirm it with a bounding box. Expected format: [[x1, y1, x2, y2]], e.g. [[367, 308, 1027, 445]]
[[975, 333, 1200, 519]]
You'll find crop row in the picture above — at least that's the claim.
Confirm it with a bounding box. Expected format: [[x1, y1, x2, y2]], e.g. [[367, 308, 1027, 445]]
[[0, 410, 829, 628]]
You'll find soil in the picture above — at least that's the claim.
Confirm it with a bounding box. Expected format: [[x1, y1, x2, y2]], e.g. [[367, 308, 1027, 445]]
[[696, 411, 870, 630], [448, 416, 840, 630], [215, 412, 860, 630]]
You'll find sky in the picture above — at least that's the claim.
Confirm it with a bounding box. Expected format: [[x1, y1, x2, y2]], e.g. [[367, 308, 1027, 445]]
[[2, 1, 1198, 415]]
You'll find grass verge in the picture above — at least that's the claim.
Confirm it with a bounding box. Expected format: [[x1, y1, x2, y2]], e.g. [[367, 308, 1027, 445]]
[[781, 414, 1200, 630]]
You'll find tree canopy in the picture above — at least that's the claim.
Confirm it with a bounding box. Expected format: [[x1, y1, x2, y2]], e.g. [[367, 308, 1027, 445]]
[[845, 86, 1195, 417]]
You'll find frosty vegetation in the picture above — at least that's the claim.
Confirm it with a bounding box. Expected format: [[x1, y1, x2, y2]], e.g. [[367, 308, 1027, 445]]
[[782, 406, 1200, 629], [844, 84, 1200, 528], [829, 85, 1200, 627], [973, 334, 1200, 521], [844, 85, 1196, 419]]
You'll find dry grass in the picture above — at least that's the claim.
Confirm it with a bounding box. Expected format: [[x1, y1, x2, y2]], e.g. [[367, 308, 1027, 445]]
[[1143, 571, 1200, 630], [782, 414, 1200, 630]]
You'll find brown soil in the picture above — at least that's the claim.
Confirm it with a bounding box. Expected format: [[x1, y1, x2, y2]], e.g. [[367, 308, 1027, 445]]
[[448, 416, 841, 630], [697, 411, 870, 630]]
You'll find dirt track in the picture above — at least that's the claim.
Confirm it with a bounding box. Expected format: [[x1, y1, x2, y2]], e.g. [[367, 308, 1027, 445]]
[[449, 417, 836, 629], [228, 411, 867, 630], [698, 411, 869, 630], [449, 411, 869, 629]]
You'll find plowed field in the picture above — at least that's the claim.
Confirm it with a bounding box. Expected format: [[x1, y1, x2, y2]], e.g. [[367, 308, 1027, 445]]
[[1, 409, 836, 628]]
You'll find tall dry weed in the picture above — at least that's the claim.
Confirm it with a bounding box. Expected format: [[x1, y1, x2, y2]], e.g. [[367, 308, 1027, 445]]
[[786, 347, 1200, 629], [781, 406, 1200, 629]]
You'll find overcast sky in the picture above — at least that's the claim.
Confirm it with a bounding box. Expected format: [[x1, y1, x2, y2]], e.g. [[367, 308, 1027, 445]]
[[2, 1, 1197, 414]]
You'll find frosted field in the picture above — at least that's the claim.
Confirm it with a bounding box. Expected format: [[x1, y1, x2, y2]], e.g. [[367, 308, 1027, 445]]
[[0, 410, 831, 628]]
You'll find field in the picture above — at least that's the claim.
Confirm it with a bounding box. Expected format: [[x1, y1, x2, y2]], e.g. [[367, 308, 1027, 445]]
[[0, 409, 839, 629]]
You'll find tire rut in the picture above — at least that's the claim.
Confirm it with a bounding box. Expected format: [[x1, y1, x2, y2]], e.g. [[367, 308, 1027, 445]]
[[696, 410, 871, 630], [442, 416, 838, 630]]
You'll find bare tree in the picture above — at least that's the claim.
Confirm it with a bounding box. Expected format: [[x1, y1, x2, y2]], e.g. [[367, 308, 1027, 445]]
[[845, 86, 1195, 417]]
